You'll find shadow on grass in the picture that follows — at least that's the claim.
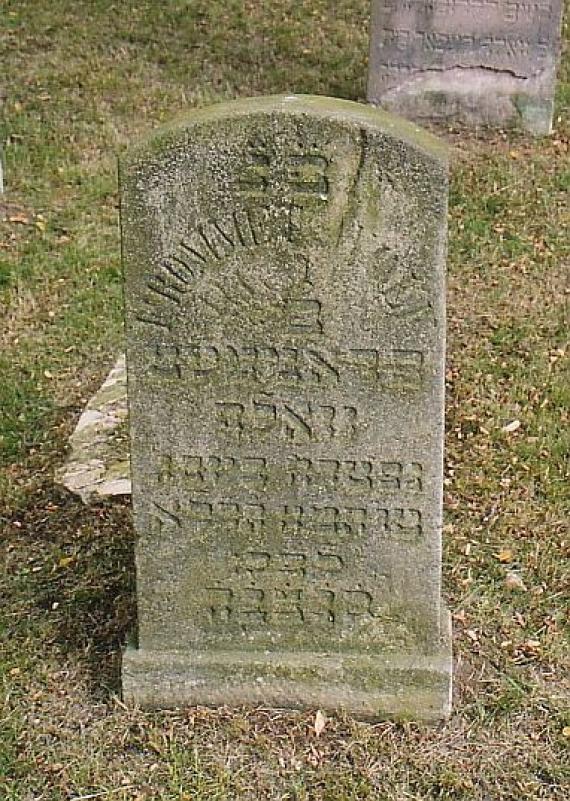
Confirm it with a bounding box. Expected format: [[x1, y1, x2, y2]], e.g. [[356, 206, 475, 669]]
[[5, 483, 136, 699]]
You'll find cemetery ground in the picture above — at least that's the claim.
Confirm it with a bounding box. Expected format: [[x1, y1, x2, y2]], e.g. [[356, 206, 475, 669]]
[[0, 2, 568, 799]]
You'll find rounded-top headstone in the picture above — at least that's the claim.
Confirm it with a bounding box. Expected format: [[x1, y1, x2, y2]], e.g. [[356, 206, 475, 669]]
[[121, 95, 452, 720]]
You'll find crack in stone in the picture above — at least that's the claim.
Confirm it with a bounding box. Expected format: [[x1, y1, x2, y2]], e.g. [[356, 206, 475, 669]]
[[392, 64, 540, 82]]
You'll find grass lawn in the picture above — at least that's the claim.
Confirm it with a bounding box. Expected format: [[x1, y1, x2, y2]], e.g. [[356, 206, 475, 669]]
[[1, 2, 569, 799]]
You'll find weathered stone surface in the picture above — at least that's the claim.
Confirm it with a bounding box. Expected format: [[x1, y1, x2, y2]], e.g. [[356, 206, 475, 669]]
[[368, 0, 564, 135], [121, 95, 452, 720], [57, 355, 131, 503]]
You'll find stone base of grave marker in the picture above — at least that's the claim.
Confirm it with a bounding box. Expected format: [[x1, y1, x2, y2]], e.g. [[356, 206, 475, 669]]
[[123, 609, 452, 719]]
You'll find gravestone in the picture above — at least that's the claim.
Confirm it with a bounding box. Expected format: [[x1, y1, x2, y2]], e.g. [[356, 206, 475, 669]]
[[367, 0, 564, 135], [121, 95, 452, 720]]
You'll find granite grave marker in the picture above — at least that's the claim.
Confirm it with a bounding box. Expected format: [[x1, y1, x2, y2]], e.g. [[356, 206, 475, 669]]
[[367, 0, 564, 135], [121, 95, 452, 720]]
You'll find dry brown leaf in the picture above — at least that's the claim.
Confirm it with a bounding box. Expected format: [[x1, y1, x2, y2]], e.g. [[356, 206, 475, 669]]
[[496, 549, 514, 563]]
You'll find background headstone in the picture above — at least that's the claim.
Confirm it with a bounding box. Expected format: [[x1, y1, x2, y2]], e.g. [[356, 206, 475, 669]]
[[121, 95, 452, 720], [367, 0, 564, 135]]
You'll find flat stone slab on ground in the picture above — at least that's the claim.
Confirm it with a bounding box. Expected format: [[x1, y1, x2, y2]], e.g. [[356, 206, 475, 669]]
[[57, 355, 130, 503], [120, 94, 452, 720]]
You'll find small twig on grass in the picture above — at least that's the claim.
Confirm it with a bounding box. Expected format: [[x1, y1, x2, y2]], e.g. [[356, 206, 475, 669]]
[[70, 787, 133, 801]]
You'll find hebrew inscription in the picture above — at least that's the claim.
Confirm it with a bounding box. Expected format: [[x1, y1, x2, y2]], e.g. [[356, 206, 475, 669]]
[[216, 400, 358, 444], [237, 143, 331, 201], [203, 585, 387, 629], [150, 499, 423, 542], [155, 454, 423, 496], [149, 342, 425, 389]]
